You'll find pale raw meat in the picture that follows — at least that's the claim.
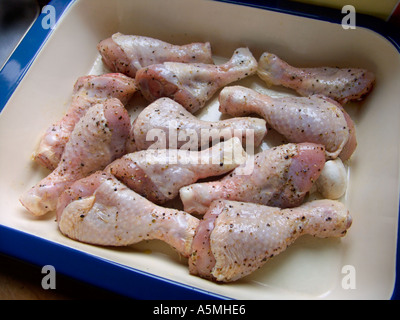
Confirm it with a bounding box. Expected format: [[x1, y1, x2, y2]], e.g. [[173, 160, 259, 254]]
[[57, 172, 199, 258], [106, 138, 246, 204], [136, 48, 257, 113], [219, 85, 357, 160], [20, 99, 131, 216], [180, 143, 325, 214], [34, 73, 136, 170], [97, 33, 213, 77], [257, 52, 375, 104], [131, 97, 266, 151], [189, 199, 352, 282]]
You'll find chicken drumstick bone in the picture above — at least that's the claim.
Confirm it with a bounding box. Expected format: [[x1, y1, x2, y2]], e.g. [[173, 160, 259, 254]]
[[98, 33, 213, 78], [190, 199, 352, 282], [107, 137, 247, 204], [136, 48, 257, 113], [219, 86, 357, 160], [131, 97, 266, 151], [180, 142, 326, 215]]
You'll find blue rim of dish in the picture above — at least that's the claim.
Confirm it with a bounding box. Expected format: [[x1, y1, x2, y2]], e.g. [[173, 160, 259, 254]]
[[0, 0, 399, 300]]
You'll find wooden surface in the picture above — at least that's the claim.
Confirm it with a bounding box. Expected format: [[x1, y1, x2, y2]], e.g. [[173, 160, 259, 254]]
[[0, 254, 129, 300]]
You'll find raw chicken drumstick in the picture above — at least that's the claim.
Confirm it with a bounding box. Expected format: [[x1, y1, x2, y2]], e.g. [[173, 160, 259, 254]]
[[257, 52, 375, 104], [106, 138, 246, 204], [219, 86, 357, 160], [136, 48, 257, 113], [180, 142, 326, 215], [189, 199, 352, 282], [131, 97, 267, 151], [98, 33, 213, 78], [57, 171, 199, 258], [20, 99, 131, 216], [34, 73, 137, 170]]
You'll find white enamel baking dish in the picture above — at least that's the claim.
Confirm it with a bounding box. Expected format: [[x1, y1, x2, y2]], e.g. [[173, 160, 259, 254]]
[[0, 0, 399, 299]]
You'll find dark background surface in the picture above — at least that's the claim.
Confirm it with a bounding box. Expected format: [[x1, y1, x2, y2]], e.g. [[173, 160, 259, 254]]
[[1, 0, 40, 68]]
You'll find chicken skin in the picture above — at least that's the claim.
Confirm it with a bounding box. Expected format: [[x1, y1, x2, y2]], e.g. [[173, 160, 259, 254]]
[[106, 138, 246, 204], [57, 171, 199, 258], [135, 48, 257, 113], [180, 143, 326, 214], [131, 98, 267, 151], [20, 99, 131, 216], [219, 86, 357, 160], [257, 52, 375, 104], [34, 73, 137, 170], [189, 199, 352, 282], [97, 33, 213, 77]]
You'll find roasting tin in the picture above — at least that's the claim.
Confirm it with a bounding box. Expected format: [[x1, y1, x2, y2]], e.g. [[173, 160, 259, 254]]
[[0, 0, 399, 300]]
